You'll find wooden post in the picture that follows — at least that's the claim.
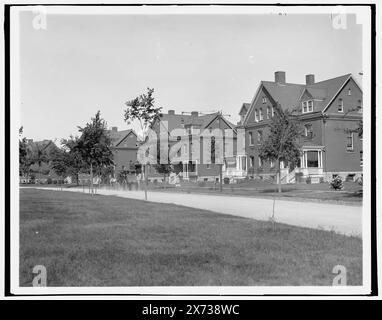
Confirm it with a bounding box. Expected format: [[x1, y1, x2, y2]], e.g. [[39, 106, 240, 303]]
[[144, 164, 148, 201], [90, 162, 93, 196], [277, 158, 282, 193]]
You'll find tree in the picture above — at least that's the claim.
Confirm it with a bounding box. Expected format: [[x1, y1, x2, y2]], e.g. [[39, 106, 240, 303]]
[[124, 88, 162, 140], [61, 136, 86, 185], [77, 111, 114, 195], [50, 148, 68, 189], [154, 164, 172, 187], [258, 103, 302, 193], [124, 88, 162, 199], [19, 127, 33, 179], [31, 142, 50, 178]]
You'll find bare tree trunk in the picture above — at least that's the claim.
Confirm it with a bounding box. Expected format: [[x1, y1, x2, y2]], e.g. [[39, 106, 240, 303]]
[[90, 162, 93, 196], [144, 164, 148, 201], [219, 163, 223, 192], [278, 158, 282, 193]]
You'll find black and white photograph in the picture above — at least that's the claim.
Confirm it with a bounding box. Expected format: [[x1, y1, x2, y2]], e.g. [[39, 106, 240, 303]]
[[2, 1, 379, 302]]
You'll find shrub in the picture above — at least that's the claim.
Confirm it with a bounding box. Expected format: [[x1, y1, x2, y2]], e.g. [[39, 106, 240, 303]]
[[47, 178, 52, 184], [319, 177, 324, 184], [329, 176, 344, 190], [306, 176, 312, 184]]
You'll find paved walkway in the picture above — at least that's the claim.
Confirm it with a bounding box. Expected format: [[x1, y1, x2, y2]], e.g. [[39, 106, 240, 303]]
[[32, 187, 362, 237]]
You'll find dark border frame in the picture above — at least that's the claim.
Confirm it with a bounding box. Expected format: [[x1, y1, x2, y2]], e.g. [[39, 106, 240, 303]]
[[4, 2, 377, 297]]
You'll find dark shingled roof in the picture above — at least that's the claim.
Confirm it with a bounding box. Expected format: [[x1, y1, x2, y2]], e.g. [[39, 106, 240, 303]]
[[106, 129, 136, 147], [243, 74, 355, 124], [156, 112, 235, 133]]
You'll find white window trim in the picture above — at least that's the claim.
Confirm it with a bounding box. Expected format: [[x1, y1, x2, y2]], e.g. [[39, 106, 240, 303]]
[[254, 109, 258, 122], [302, 100, 314, 113], [304, 124, 313, 137], [257, 130, 263, 144], [259, 108, 263, 121], [347, 132, 354, 151], [266, 106, 270, 119], [338, 99, 344, 113], [249, 132, 254, 146]]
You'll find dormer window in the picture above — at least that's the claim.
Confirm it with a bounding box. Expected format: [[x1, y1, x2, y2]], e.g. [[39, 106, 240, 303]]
[[338, 99, 344, 112], [302, 100, 313, 113], [262, 97, 267, 104], [348, 89, 352, 96]]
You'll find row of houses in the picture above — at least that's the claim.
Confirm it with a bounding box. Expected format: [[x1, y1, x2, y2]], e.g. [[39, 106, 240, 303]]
[[107, 71, 364, 184]]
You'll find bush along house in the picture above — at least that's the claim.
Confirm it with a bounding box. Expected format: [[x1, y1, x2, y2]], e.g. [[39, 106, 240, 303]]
[[106, 127, 140, 176], [148, 110, 244, 182], [237, 71, 363, 183]]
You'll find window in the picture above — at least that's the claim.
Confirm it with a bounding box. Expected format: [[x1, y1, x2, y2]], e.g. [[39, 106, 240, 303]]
[[358, 100, 363, 113], [258, 157, 263, 167], [307, 151, 319, 168], [302, 100, 313, 113], [360, 151, 363, 167], [262, 97, 267, 104], [346, 132, 354, 151], [308, 100, 313, 112], [271, 106, 275, 117], [267, 106, 270, 119], [259, 108, 263, 121], [249, 132, 254, 146], [338, 99, 344, 112], [249, 156, 255, 168], [302, 101, 308, 113], [304, 124, 313, 138], [254, 109, 258, 122], [270, 159, 274, 168], [348, 88, 352, 96], [241, 157, 247, 171], [257, 130, 263, 143]]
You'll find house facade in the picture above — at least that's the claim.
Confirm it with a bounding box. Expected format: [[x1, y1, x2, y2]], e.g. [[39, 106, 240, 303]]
[[149, 110, 244, 182], [238, 71, 363, 183], [107, 127, 140, 175]]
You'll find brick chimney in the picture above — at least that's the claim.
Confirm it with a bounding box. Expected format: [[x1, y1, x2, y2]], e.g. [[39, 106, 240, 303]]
[[275, 71, 286, 84], [306, 74, 315, 85], [191, 111, 199, 117], [168, 110, 175, 115], [111, 126, 118, 132]]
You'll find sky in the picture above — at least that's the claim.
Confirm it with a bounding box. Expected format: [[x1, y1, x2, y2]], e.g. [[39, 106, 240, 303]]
[[19, 11, 362, 141]]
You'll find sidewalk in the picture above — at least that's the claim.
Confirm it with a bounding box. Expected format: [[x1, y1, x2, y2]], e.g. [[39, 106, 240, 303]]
[[32, 186, 363, 237]]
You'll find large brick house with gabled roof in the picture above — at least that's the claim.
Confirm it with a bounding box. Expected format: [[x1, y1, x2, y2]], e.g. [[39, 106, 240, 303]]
[[149, 110, 242, 182], [238, 71, 363, 183]]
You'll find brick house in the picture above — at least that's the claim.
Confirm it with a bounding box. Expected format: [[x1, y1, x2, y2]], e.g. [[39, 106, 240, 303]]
[[149, 110, 242, 182], [107, 127, 140, 175], [238, 71, 363, 183]]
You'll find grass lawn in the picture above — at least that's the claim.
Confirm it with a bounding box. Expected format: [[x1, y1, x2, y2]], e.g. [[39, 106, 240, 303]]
[[149, 180, 363, 205], [20, 188, 362, 286]]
